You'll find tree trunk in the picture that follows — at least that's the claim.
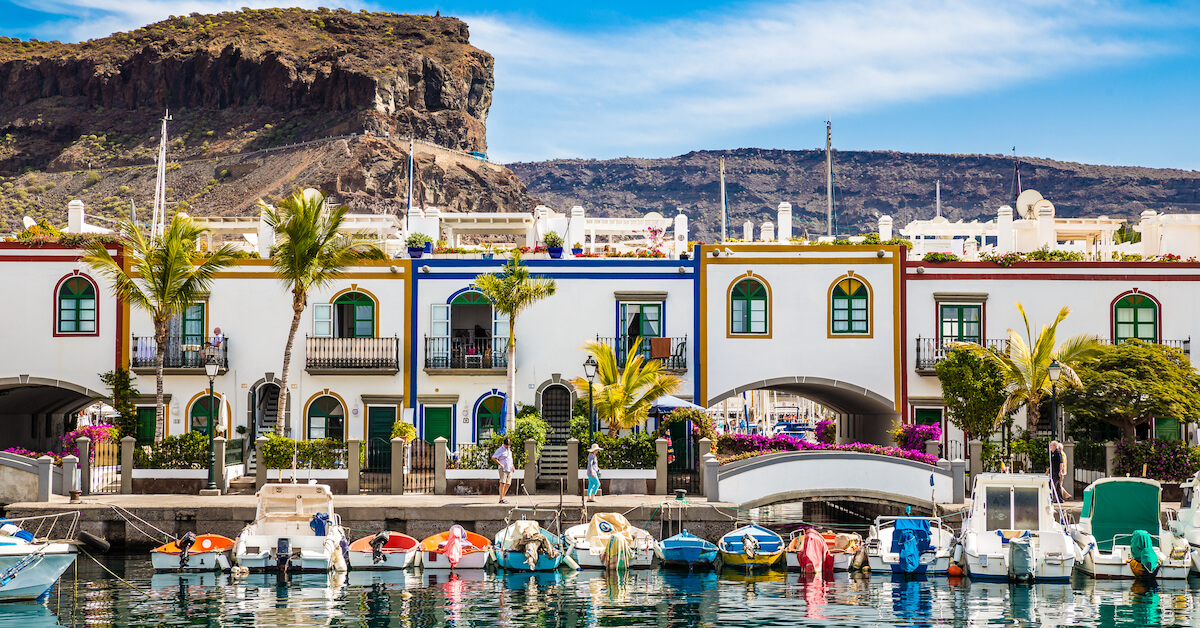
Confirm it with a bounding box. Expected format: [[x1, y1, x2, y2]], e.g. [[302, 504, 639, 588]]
[[505, 314, 516, 433], [276, 292, 305, 437], [1025, 393, 1041, 435], [153, 317, 168, 441]]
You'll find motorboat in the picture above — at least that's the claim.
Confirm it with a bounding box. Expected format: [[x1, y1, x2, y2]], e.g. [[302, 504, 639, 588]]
[[419, 525, 491, 569], [959, 473, 1074, 581], [563, 513, 661, 569], [0, 514, 78, 602], [1169, 470, 1200, 574], [717, 524, 784, 570], [1070, 477, 1191, 579], [494, 520, 564, 571], [347, 531, 420, 570], [660, 530, 717, 569], [785, 528, 832, 573], [865, 516, 957, 575], [785, 530, 862, 571], [151, 533, 234, 572], [233, 483, 348, 572]]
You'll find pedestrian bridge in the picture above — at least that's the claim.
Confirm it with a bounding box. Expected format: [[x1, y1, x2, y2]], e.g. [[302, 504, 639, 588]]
[[712, 450, 964, 509]]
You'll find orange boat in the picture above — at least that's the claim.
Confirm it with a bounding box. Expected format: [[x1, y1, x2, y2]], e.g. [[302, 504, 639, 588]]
[[151, 534, 234, 572], [349, 532, 419, 570], [785, 530, 860, 572], [419, 525, 491, 569]]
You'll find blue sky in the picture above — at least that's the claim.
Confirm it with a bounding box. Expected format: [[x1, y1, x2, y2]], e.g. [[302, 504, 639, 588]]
[[5, 0, 1200, 169]]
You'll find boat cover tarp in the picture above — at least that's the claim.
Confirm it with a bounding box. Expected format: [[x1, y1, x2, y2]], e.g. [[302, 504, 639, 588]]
[[503, 520, 558, 567], [1130, 529, 1160, 575], [1085, 480, 1161, 553], [892, 518, 931, 574], [801, 529, 833, 573], [1008, 534, 1035, 580], [585, 513, 634, 552]]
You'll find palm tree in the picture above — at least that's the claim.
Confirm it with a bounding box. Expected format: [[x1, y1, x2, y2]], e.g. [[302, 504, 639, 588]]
[[473, 251, 557, 430], [83, 215, 236, 440], [953, 303, 1102, 433], [262, 189, 366, 437], [571, 338, 682, 437]]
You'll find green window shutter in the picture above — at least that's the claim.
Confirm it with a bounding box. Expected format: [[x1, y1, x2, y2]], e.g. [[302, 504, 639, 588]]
[[58, 277, 96, 333], [1114, 295, 1157, 343], [831, 278, 869, 335], [915, 408, 942, 426], [334, 292, 375, 338], [730, 279, 767, 334], [640, 304, 661, 337], [1155, 417, 1181, 441], [940, 305, 981, 343], [183, 304, 205, 345], [477, 395, 505, 442], [307, 395, 345, 441]]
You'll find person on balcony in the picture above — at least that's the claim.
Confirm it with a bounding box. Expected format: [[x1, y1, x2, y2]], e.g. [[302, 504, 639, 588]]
[[202, 327, 225, 361]]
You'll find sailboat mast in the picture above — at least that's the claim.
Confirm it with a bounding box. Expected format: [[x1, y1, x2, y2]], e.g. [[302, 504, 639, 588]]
[[151, 110, 171, 239], [406, 136, 415, 230], [825, 120, 833, 237], [936, 180, 941, 218], [719, 156, 727, 242]]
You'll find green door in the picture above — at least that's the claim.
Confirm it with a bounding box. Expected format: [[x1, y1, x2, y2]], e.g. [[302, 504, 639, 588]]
[[367, 407, 395, 472], [424, 407, 452, 445], [915, 408, 942, 426], [1155, 417, 1181, 441], [136, 407, 157, 445]]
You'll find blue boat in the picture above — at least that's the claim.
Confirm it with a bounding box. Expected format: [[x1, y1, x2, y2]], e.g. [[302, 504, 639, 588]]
[[493, 521, 565, 572], [660, 530, 717, 569], [717, 524, 785, 570]]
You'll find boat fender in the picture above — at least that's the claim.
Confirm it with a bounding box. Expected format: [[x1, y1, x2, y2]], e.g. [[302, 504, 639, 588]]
[[79, 530, 110, 553], [370, 531, 391, 564], [563, 553, 581, 571], [851, 548, 866, 571], [177, 531, 196, 568], [947, 564, 963, 576], [652, 542, 666, 563], [340, 538, 350, 569], [953, 544, 963, 565]]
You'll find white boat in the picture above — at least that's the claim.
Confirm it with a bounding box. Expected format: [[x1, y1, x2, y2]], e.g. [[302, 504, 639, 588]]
[[0, 514, 78, 602], [150, 534, 234, 572], [1169, 470, 1200, 574], [233, 483, 348, 572], [785, 531, 860, 572], [1070, 477, 1191, 579], [563, 513, 660, 569], [347, 532, 419, 570], [959, 473, 1074, 582], [865, 516, 956, 575], [419, 526, 491, 570]]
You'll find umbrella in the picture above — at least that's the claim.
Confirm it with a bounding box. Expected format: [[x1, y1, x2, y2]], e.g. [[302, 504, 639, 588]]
[[650, 395, 704, 413]]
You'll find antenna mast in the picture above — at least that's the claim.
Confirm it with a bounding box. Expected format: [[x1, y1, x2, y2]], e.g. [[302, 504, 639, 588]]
[[150, 110, 172, 239], [719, 156, 727, 242], [936, 180, 941, 218], [406, 136, 415, 230], [825, 120, 834, 237]]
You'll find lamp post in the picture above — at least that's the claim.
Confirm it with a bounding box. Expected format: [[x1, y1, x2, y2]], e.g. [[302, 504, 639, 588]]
[[584, 355, 598, 447], [205, 355, 220, 491], [1048, 359, 1062, 442]]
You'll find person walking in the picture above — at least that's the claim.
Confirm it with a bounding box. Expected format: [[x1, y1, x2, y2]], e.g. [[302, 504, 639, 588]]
[[586, 443, 602, 502], [1049, 441, 1071, 502], [491, 437, 514, 504]]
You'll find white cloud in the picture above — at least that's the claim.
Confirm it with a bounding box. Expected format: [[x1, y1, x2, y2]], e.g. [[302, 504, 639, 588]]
[[468, 0, 1178, 162]]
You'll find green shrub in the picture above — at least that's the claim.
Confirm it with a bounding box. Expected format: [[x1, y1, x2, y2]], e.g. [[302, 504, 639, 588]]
[[134, 432, 208, 469], [259, 433, 345, 469], [84, 171, 102, 187], [577, 431, 658, 469]]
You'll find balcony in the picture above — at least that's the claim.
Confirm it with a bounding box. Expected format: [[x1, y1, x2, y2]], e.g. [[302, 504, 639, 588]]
[[131, 335, 228, 375], [595, 336, 688, 371], [305, 336, 400, 375], [914, 337, 1008, 374], [424, 337, 508, 374]]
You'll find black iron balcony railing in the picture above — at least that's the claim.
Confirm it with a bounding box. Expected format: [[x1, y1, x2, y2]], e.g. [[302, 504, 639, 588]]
[[424, 337, 509, 369], [914, 337, 1007, 372], [131, 335, 228, 369], [595, 335, 688, 371], [305, 336, 399, 370]]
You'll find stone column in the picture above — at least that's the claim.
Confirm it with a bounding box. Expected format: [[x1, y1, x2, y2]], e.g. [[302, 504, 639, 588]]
[[698, 437, 713, 497], [703, 454, 720, 503], [968, 440, 983, 478], [37, 456, 53, 502], [434, 437, 448, 495], [391, 438, 406, 495], [120, 436, 135, 495], [878, 214, 892, 241], [347, 439, 361, 495], [255, 436, 268, 489], [566, 438, 579, 495], [777, 203, 793, 241], [77, 437, 91, 496], [655, 438, 668, 496], [925, 439, 940, 458], [1063, 440, 1075, 497], [951, 459, 967, 503], [524, 439, 537, 496], [1105, 441, 1117, 477], [213, 437, 226, 494], [62, 455, 78, 496]]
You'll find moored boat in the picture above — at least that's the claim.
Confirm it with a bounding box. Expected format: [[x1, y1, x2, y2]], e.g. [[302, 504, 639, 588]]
[[348, 531, 420, 570], [494, 520, 564, 571], [563, 513, 660, 569], [717, 524, 784, 570], [865, 516, 956, 575], [233, 483, 348, 572], [0, 514, 78, 602], [660, 530, 717, 569], [151, 533, 234, 572], [419, 525, 491, 569], [959, 473, 1074, 581], [1069, 477, 1191, 579], [784, 529, 832, 573], [1168, 470, 1200, 574]]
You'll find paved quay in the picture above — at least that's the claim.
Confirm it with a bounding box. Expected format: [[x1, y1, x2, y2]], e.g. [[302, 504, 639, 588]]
[[4, 491, 742, 549]]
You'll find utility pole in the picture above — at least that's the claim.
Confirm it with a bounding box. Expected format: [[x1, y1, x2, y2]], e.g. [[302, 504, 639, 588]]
[[719, 156, 727, 242]]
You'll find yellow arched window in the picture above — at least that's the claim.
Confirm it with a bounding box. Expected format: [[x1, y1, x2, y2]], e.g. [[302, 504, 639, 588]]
[[830, 276, 870, 336]]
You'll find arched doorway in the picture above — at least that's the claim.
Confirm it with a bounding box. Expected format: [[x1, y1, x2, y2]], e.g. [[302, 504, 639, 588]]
[[252, 382, 281, 438], [0, 377, 105, 451], [475, 394, 505, 442], [307, 395, 345, 441], [189, 395, 222, 436], [540, 385, 572, 445]]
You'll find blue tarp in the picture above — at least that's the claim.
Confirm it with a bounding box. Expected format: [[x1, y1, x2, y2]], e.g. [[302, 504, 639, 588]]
[[891, 518, 932, 573], [310, 512, 330, 536]]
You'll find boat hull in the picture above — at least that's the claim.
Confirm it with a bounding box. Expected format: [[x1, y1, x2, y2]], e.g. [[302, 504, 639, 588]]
[[421, 549, 490, 570], [660, 531, 718, 569], [234, 534, 347, 573], [963, 550, 1073, 582], [720, 549, 783, 570], [786, 551, 852, 571], [1076, 549, 1191, 580], [151, 549, 231, 572], [569, 545, 656, 569], [495, 549, 563, 572], [867, 553, 951, 575], [0, 545, 76, 602], [348, 549, 416, 570]]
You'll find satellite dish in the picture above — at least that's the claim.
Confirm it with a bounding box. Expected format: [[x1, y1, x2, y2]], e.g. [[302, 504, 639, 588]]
[[644, 212, 664, 221], [1031, 199, 1055, 217], [1015, 190, 1043, 219], [22, 216, 36, 229]]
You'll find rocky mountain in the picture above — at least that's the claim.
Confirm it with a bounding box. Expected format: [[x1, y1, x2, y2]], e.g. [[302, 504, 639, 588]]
[[509, 149, 1200, 242], [0, 8, 534, 230]]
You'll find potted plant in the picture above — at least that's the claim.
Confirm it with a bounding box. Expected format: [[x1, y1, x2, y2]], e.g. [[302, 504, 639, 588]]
[[571, 241, 583, 256], [544, 231, 565, 259], [481, 242, 495, 260], [406, 233, 431, 258]]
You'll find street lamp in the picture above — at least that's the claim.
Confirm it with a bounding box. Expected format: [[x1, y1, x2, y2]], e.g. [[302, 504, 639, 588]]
[[584, 355, 598, 447], [1048, 359, 1062, 442], [205, 355, 220, 491]]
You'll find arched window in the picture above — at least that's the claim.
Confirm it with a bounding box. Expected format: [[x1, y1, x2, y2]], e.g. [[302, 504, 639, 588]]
[[730, 278, 769, 335], [476, 395, 505, 442], [334, 291, 375, 338], [307, 396, 345, 441], [1114, 293, 1157, 343], [57, 276, 96, 334], [190, 395, 220, 436], [830, 276, 870, 335]]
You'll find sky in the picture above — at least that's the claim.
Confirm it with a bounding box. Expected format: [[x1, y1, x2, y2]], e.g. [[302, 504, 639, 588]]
[[4, 0, 1200, 169]]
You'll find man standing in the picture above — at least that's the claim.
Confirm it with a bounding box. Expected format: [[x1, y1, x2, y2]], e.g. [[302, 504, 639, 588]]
[[491, 437, 514, 504], [1049, 441, 1070, 501]]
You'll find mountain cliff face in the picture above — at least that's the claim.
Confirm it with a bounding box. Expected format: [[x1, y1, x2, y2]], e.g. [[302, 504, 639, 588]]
[[0, 8, 534, 229], [509, 149, 1200, 242]]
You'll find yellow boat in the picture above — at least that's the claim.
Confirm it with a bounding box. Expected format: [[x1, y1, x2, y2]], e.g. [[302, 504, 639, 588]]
[[718, 524, 784, 570]]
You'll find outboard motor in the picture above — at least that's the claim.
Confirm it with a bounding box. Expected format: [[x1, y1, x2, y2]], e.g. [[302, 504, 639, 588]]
[[177, 532, 196, 569], [369, 531, 391, 565], [742, 534, 760, 559], [276, 538, 292, 572], [1007, 534, 1035, 581]]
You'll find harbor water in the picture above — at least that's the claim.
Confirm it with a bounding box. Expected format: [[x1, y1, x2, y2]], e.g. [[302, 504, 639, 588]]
[[7, 553, 1200, 627]]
